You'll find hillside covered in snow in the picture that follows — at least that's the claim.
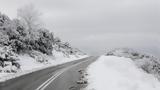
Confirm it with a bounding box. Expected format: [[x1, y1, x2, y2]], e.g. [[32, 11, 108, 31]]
[[0, 8, 87, 79]]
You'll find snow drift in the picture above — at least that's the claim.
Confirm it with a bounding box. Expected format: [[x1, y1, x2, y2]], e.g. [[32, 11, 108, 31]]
[[85, 56, 160, 90]]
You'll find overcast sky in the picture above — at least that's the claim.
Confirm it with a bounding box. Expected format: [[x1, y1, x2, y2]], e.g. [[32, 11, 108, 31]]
[[0, 0, 160, 56]]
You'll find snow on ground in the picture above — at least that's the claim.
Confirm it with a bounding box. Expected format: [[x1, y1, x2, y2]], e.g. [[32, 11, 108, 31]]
[[0, 52, 88, 82], [85, 56, 160, 90]]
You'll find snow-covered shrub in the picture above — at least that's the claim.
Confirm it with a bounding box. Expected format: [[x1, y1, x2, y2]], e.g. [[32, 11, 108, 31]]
[[0, 12, 11, 27], [0, 13, 12, 46], [12, 19, 28, 37], [29, 50, 48, 63], [10, 39, 27, 53], [106, 48, 147, 60], [31, 28, 54, 55], [0, 32, 9, 45], [0, 46, 20, 73], [53, 40, 86, 58], [106, 48, 160, 80]]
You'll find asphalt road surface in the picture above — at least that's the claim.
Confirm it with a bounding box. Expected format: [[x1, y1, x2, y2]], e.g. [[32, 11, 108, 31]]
[[0, 56, 98, 90]]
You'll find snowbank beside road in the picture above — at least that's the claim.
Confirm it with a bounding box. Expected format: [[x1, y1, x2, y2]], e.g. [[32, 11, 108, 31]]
[[0, 53, 88, 82], [85, 56, 160, 90]]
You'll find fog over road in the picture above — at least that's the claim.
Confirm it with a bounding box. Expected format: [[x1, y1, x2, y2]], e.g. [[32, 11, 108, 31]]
[[0, 56, 97, 90]]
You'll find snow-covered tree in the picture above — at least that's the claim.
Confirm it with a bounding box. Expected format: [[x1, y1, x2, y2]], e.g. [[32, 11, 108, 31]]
[[36, 28, 53, 55], [0, 46, 20, 70], [0, 32, 9, 45], [17, 4, 43, 41], [17, 4, 42, 30]]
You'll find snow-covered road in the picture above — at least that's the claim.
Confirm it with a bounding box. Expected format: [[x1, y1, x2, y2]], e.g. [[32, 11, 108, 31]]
[[85, 56, 160, 90]]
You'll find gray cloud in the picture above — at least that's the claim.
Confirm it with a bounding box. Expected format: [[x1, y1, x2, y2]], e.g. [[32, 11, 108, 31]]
[[0, 0, 160, 56]]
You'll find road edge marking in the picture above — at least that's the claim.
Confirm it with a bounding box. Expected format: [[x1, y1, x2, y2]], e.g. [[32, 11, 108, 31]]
[[36, 57, 93, 90]]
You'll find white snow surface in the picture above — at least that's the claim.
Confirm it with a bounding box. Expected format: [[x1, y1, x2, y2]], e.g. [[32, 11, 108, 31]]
[[85, 56, 160, 90], [0, 51, 88, 82]]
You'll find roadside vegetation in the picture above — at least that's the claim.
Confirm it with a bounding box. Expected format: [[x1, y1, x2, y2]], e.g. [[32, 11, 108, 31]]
[[0, 4, 86, 73], [106, 48, 160, 80]]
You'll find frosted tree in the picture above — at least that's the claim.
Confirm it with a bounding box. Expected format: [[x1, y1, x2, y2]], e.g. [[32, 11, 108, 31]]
[[17, 4, 42, 40], [0, 32, 9, 45], [17, 4, 42, 30]]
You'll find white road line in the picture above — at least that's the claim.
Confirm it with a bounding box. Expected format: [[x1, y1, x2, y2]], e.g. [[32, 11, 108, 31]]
[[39, 69, 67, 90], [36, 59, 92, 90], [35, 71, 62, 90]]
